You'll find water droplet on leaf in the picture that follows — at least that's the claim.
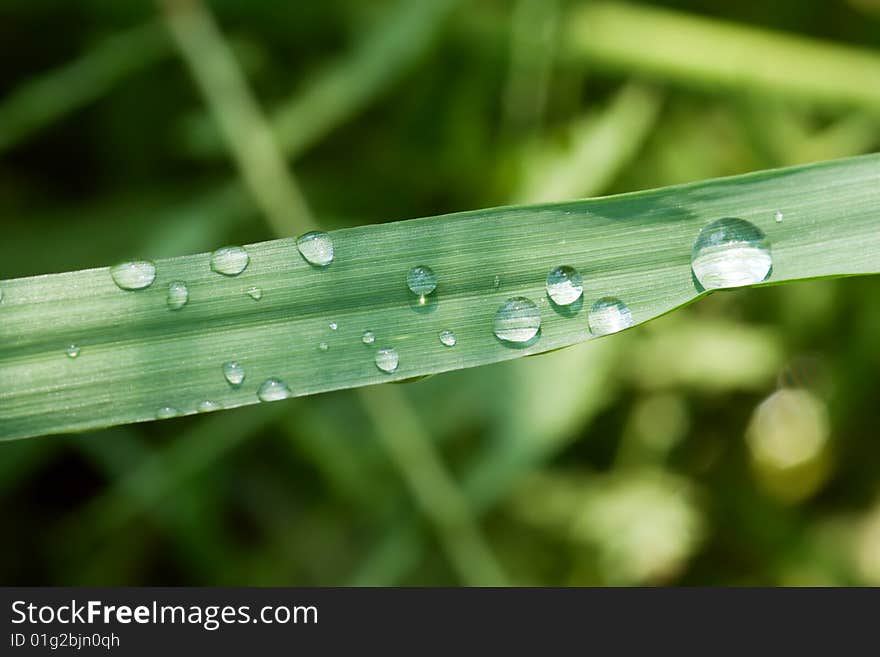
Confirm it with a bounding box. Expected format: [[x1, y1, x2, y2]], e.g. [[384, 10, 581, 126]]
[[691, 218, 772, 289], [493, 297, 541, 344], [588, 296, 634, 336], [375, 347, 399, 373], [406, 265, 437, 296], [166, 281, 189, 310], [246, 286, 262, 300], [257, 377, 291, 402], [110, 261, 156, 290], [222, 360, 245, 387], [66, 344, 80, 358], [362, 330, 376, 345], [210, 246, 249, 276], [296, 231, 334, 266], [546, 265, 583, 306], [439, 329, 456, 347]]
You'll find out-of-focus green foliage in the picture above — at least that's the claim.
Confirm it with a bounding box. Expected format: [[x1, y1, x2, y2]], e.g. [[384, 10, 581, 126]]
[[2, 0, 880, 586]]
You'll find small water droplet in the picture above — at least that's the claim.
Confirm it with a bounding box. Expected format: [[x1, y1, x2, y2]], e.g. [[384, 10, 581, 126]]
[[406, 265, 437, 296], [257, 377, 291, 402], [197, 400, 221, 413], [546, 265, 584, 306], [210, 246, 249, 276], [493, 275, 501, 289], [774, 210, 784, 223], [329, 321, 338, 331], [375, 347, 399, 373], [691, 217, 772, 289], [362, 330, 376, 345], [439, 329, 456, 347], [110, 260, 156, 290], [156, 406, 179, 419], [166, 280, 189, 310], [318, 341, 329, 352], [588, 296, 634, 336], [246, 286, 262, 300], [66, 344, 80, 358], [296, 231, 334, 266], [222, 360, 245, 386], [493, 297, 541, 344]]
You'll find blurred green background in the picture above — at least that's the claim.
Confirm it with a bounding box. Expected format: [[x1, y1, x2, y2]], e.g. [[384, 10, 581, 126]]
[[2, 0, 880, 586]]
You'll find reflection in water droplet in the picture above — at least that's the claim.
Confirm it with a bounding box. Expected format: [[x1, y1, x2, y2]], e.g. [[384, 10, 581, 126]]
[[493, 297, 541, 344], [296, 231, 334, 266], [258, 377, 292, 402], [156, 406, 179, 420], [691, 217, 772, 289], [375, 348, 399, 373], [246, 286, 262, 300], [166, 281, 189, 310], [318, 342, 329, 352], [198, 400, 221, 413], [588, 296, 634, 336], [362, 330, 376, 345], [329, 321, 338, 331], [774, 210, 784, 223], [406, 265, 437, 296], [66, 344, 80, 358], [210, 246, 249, 276], [439, 329, 456, 347], [110, 261, 156, 290], [222, 360, 245, 386], [546, 265, 583, 306]]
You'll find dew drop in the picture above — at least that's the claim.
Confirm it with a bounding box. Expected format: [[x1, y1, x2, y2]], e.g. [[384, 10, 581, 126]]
[[210, 246, 249, 276], [166, 280, 189, 310], [156, 406, 179, 420], [246, 286, 263, 301], [222, 360, 245, 387], [406, 265, 437, 296], [318, 342, 329, 352], [65, 344, 80, 359], [296, 231, 334, 266], [439, 329, 457, 347], [774, 210, 784, 223], [588, 296, 634, 336], [545, 265, 584, 306], [110, 260, 156, 290], [257, 377, 291, 402], [362, 330, 376, 345], [691, 217, 772, 290], [493, 297, 541, 344], [493, 275, 501, 289], [329, 321, 338, 331], [197, 400, 222, 413], [375, 347, 399, 373]]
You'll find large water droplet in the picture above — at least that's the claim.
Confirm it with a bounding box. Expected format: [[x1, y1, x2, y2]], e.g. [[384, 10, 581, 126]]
[[257, 377, 291, 402], [588, 296, 634, 336], [110, 260, 156, 290], [222, 360, 245, 387], [406, 265, 437, 296], [439, 329, 456, 347], [362, 330, 376, 345], [493, 297, 541, 344], [296, 231, 334, 266], [546, 265, 583, 306], [156, 406, 179, 420], [66, 344, 80, 359], [375, 347, 399, 373], [197, 400, 221, 413], [211, 246, 249, 276], [166, 281, 189, 310], [246, 286, 262, 301], [691, 218, 772, 290]]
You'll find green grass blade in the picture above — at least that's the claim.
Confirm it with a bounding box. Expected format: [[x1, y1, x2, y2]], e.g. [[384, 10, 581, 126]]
[[2, 154, 879, 440], [565, 2, 880, 111]]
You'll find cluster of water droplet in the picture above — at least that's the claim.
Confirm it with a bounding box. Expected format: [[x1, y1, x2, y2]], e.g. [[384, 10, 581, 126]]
[[96, 210, 778, 417]]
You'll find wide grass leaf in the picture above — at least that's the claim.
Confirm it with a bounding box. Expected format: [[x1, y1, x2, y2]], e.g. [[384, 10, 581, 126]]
[[1, 154, 878, 440]]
